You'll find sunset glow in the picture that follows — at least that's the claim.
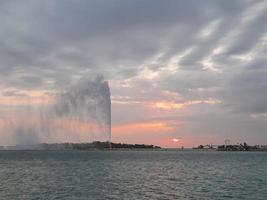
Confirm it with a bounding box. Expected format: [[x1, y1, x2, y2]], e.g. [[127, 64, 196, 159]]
[[173, 138, 179, 143]]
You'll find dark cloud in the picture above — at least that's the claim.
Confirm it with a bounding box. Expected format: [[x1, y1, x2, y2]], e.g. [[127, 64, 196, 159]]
[[224, 4, 267, 56], [222, 67, 267, 114], [0, 0, 255, 85]]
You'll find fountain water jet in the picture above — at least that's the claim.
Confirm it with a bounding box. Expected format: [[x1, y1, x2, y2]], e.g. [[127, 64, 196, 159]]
[[54, 75, 111, 142], [0, 75, 111, 145]]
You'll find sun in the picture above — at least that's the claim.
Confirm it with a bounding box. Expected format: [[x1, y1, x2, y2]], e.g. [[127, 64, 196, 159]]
[[172, 138, 179, 143]]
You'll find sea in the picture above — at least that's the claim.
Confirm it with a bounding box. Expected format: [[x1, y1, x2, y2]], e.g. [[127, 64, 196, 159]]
[[0, 150, 266, 200]]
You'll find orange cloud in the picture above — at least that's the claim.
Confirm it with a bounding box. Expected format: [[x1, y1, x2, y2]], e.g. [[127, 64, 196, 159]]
[[154, 98, 221, 110], [155, 102, 184, 109]]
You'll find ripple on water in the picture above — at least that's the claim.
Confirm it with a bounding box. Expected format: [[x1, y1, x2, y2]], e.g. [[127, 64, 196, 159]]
[[0, 150, 266, 199]]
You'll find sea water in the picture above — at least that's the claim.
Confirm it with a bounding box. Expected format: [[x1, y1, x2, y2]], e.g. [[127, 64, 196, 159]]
[[0, 150, 266, 199]]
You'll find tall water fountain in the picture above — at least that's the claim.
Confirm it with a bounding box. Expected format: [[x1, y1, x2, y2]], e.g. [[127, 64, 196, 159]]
[[54, 75, 111, 143], [0, 75, 111, 146]]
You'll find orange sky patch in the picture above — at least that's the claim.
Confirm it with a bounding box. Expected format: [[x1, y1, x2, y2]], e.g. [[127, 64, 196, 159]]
[[113, 121, 174, 135]]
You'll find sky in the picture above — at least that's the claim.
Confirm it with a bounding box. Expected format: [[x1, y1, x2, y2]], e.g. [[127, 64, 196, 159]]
[[0, 0, 267, 147]]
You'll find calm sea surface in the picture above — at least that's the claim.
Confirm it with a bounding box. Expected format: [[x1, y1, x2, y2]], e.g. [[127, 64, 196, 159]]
[[0, 150, 266, 200]]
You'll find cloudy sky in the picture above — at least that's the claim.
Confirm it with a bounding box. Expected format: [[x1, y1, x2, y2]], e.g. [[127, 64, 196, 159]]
[[0, 0, 267, 147]]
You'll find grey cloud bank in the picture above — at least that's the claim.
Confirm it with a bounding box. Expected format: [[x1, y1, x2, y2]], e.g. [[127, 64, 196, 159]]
[[0, 0, 267, 145]]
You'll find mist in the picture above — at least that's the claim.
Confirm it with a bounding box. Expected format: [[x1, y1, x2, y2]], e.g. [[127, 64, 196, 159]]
[[0, 75, 111, 146]]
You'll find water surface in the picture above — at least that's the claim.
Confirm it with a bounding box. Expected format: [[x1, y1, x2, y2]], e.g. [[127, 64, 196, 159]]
[[0, 150, 266, 199]]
